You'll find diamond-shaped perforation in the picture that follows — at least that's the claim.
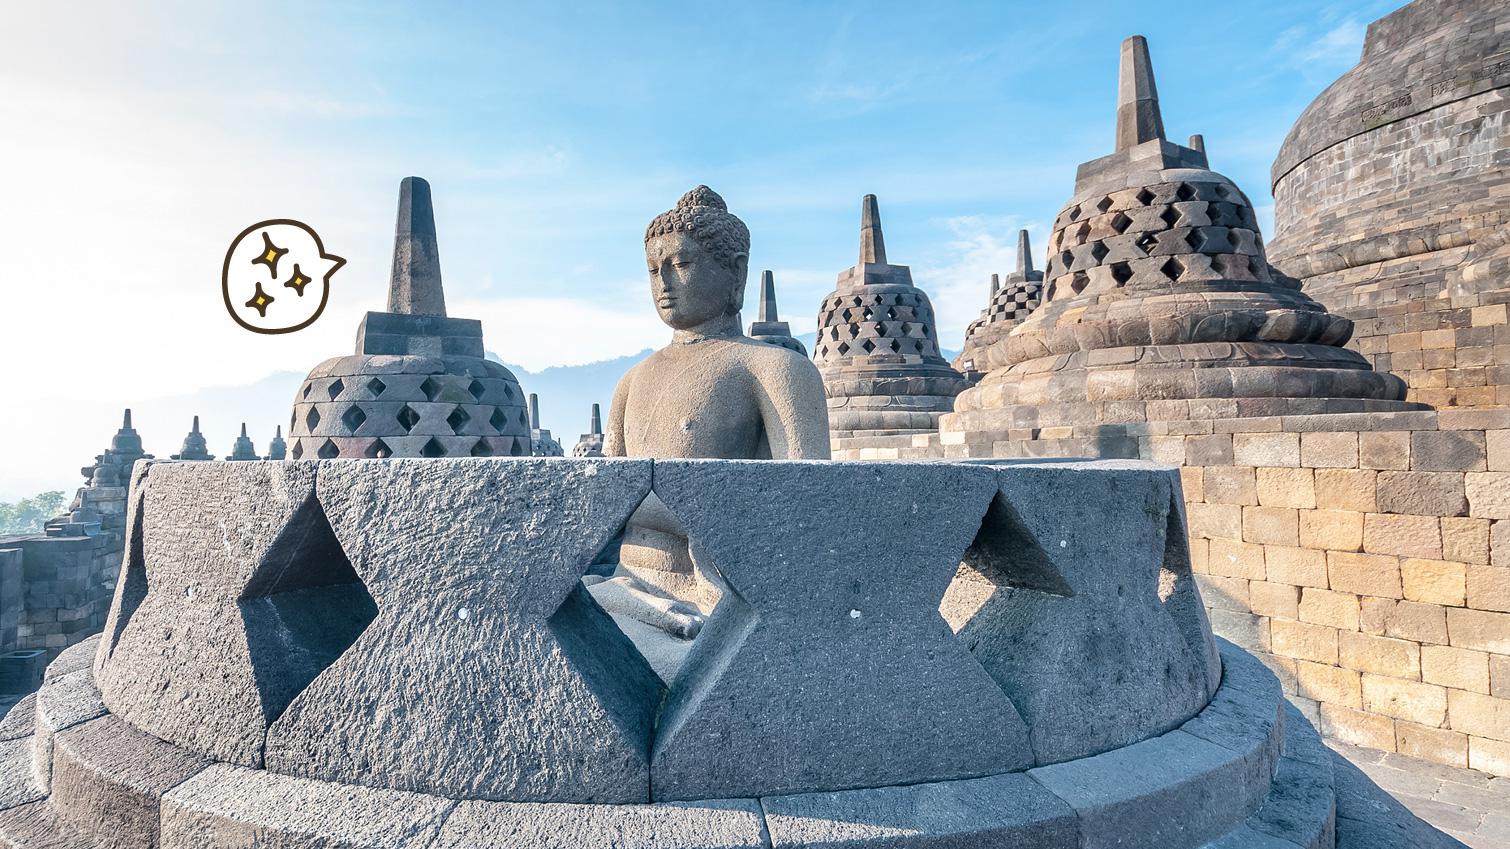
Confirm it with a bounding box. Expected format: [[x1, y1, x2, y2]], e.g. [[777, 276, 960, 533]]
[[503, 384, 515, 401], [366, 439, 392, 459], [1184, 230, 1203, 252], [1110, 213, 1132, 235], [317, 439, 339, 459], [327, 379, 344, 400], [489, 407, 508, 434], [1110, 263, 1133, 286], [1070, 273, 1090, 294], [1136, 188, 1155, 206], [420, 437, 446, 458], [468, 380, 486, 402], [302, 384, 314, 399], [447, 406, 470, 434], [291, 442, 304, 460], [1089, 242, 1109, 263], [305, 407, 321, 431], [860, 339, 876, 353], [1068, 204, 1081, 221], [1096, 196, 1113, 213], [1136, 232, 1158, 254], [365, 378, 386, 397], [341, 406, 366, 432], [837, 341, 851, 355], [1161, 257, 1186, 281], [1175, 183, 1195, 202], [470, 439, 492, 457], [1160, 207, 1180, 229], [420, 377, 442, 402], [509, 438, 526, 457], [397, 405, 420, 434]]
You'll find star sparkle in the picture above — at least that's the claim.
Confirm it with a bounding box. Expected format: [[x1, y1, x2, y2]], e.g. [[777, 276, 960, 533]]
[[245, 281, 275, 318], [251, 231, 288, 278], [283, 263, 311, 296]]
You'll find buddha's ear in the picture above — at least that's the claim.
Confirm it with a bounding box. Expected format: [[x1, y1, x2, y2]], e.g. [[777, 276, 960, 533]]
[[730, 252, 749, 312]]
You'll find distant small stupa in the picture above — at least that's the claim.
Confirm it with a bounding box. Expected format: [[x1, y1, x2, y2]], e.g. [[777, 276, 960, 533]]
[[171, 415, 214, 461]]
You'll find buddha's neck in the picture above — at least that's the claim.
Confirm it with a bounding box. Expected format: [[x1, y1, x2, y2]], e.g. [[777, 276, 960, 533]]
[[672, 313, 743, 345]]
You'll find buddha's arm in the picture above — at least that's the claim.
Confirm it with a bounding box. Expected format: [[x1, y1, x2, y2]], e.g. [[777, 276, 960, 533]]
[[605, 368, 632, 457], [753, 355, 832, 460]]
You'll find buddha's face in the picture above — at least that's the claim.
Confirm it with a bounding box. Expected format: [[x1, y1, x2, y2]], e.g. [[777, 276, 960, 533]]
[[646, 232, 747, 330]]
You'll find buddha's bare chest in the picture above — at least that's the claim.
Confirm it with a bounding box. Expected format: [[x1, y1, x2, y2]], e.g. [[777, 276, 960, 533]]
[[622, 352, 763, 458]]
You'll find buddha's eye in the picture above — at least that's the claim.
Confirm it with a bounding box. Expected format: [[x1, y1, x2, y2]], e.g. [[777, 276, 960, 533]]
[[673, 260, 691, 269]]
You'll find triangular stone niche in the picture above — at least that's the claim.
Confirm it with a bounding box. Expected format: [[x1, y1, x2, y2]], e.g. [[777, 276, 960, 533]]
[[238, 493, 378, 725], [959, 492, 1074, 598]]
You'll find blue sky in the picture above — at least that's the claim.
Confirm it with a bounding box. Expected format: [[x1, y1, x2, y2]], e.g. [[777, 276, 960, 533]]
[[0, 0, 1398, 497]]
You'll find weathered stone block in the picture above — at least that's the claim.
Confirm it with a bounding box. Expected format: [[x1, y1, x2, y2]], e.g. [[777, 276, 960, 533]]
[[1421, 645, 1490, 694], [1204, 467, 1257, 506], [1400, 559, 1467, 607], [1264, 547, 1328, 589], [1301, 431, 1359, 469], [265, 458, 661, 803], [1467, 564, 1510, 613], [434, 798, 767, 849], [1234, 433, 1300, 468], [1195, 575, 1249, 612], [1299, 510, 1363, 552], [1314, 469, 1377, 512], [1256, 468, 1315, 508], [1466, 472, 1510, 519], [1189, 502, 1243, 539], [1271, 620, 1338, 665], [1208, 539, 1266, 580], [1319, 703, 1395, 751], [1243, 507, 1298, 546], [1363, 514, 1442, 560], [1469, 736, 1510, 776], [1328, 551, 1403, 599], [1361, 598, 1447, 645], [1487, 430, 1510, 472], [651, 460, 1031, 800], [1411, 430, 1487, 472], [1298, 587, 1359, 631], [1495, 520, 1510, 568], [1248, 582, 1297, 620], [1376, 471, 1468, 517], [1441, 517, 1491, 565], [1395, 721, 1467, 768], [1296, 661, 1361, 708], [1359, 431, 1410, 471], [1341, 632, 1421, 680], [1448, 607, 1510, 653], [1446, 689, 1510, 743]]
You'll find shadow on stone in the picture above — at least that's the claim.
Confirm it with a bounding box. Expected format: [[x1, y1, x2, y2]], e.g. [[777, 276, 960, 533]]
[[238, 494, 377, 725], [961, 492, 1074, 597]]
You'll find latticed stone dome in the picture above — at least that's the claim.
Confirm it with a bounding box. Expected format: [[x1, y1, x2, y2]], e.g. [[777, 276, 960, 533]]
[[286, 177, 530, 460]]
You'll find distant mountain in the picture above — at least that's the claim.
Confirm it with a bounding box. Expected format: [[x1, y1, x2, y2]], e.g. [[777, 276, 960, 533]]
[[489, 350, 653, 442]]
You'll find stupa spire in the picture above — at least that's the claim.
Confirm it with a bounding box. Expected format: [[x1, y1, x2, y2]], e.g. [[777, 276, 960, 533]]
[[859, 194, 887, 265], [191, 416, 201, 434], [759, 270, 779, 322], [1188, 134, 1205, 154], [388, 176, 446, 316], [990, 273, 1001, 298], [590, 403, 602, 436], [1016, 230, 1034, 277], [122, 409, 133, 429], [529, 394, 542, 430], [1115, 36, 1165, 152]]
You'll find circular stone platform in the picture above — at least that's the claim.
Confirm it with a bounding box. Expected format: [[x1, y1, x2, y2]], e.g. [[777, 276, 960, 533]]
[[0, 457, 1437, 847]]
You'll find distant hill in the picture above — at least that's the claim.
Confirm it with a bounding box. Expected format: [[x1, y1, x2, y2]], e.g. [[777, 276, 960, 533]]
[[490, 350, 653, 442]]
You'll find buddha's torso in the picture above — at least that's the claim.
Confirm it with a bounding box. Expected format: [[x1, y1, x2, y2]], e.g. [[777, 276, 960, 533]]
[[618, 337, 773, 459]]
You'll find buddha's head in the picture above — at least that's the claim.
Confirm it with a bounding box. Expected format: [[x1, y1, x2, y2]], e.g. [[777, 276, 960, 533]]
[[645, 186, 750, 330]]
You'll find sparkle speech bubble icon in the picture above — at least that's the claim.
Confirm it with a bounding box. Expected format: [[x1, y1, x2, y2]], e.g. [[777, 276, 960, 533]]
[[223, 219, 345, 334]]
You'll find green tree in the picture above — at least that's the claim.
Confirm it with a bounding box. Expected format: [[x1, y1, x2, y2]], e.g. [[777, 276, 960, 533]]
[[0, 491, 68, 536]]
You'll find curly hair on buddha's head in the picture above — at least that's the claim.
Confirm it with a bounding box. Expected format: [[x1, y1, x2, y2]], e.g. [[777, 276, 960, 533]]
[[645, 186, 750, 271]]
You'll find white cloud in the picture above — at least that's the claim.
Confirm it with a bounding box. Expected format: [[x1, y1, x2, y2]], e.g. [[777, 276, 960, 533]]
[[913, 215, 1048, 349]]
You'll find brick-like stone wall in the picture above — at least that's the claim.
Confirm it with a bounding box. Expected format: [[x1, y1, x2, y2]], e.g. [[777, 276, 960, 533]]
[[837, 408, 1510, 776]]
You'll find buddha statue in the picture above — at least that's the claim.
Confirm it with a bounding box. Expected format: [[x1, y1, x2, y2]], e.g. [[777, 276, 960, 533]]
[[588, 186, 829, 676]]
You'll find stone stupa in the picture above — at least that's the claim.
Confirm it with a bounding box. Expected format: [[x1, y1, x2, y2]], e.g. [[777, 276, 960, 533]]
[[527, 393, 564, 457], [285, 177, 531, 460], [169, 416, 214, 461], [946, 36, 1423, 440], [227, 423, 259, 461], [571, 403, 605, 457], [814, 195, 967, 440], [747, 270, 806, 355], [956, 229, 1045, 377], [266, 426, 287, 461]]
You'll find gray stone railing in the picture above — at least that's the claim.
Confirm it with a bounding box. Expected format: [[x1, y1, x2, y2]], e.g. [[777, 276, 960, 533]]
[[92, 456, 1219, 804]]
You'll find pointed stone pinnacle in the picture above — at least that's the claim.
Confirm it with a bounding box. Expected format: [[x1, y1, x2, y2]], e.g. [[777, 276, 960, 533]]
[[276, 425, 283, 437], [1188, 134, 1205, 154], [1016, 230, 1034, 276], [859, 194, 887, 265], [240, 422, 248, 438], [388, 176, 447, 317], [191, 415, 201, 435], [529, 393, 542, 430], [759, 270, 779, 322], [122, 409, 133, 429], [590, 403, 602, 436], [990, 273, 1001, 298], [1115, 36, 1165, 152]]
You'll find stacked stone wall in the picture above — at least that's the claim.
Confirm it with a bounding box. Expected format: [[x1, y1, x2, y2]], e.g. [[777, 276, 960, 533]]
[[835, 409, 1510, 777]]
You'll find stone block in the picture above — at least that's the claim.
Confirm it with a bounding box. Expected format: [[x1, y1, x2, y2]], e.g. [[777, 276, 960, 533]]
[[1256, 468, 1315, 509], [1298, 587, 1359, 631], [1446, 690, 1510, 743], [1313, 469, 1377, 512], [1447, 607, 1510, 653], [1467, 564, 1510, 613], [1467, 472, 1510, 519], [1264, 547, 1327, 589], [1493, 654, 1510, 698], [1363, 513, 1442, 560], [0, 694, 35, 743], [1400, 559, 1467, 607], [1301, 431, 1359, 469], [49, 714, 209, 848], [159, 763, 453, 848], [1441, 517, 1491, 565], [433, 799, 767, 848], [1179, 466, 1204, 502], [1421, 645, 1490, 694], [1299, 510, 1363, 552], [1340, 632, 1421, 679], [1361, 674, 1446, 727], [1248, 582, 1297, 619], [1271, 620, 1338, 665], [1243, 507, 1298, 546], [1361, 598, 1448, 645], [1185, 434, 1234, 467], [1208, 610, 1268, 653], [1411, 430, 1487, 472], [1233, 433, 1300, 468], [651, 460, 1032, 800], [1495, 520, 1510, 568], [1488, 430, 1510, 472], [1295, 660, 1361, 708], [761, 773, 1078, 849], [1375, 471, 1468, 517], [1394, 721, 1468, 768], [1359, 431, 1410, 471], [1195, 575, 1249, 612], [1319, 703, 1396, 751], [1208, 539, 1266, 580], [0, 736, 42, 811], [1189, 502, 1243, 539], [1469, 736, 1510, 776], [265, 458, 661, 803], [1327, 551, 1403, 599], [1204, 466, 1256, 506], [32, 667, 106, 792]]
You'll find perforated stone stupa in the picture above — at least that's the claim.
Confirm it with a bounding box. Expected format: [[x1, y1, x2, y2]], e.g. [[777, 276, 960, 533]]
[[957, 229, 1045, 376], [169, 416, 213, 461], [572, 403, 606, 457], [814, 195, 967, 439], [747, 270, 806, 355], [227, 423, 259, 461], [286, 177, 531, 460], [527, 394, 565, 457], [946, 36, 1424, 439]]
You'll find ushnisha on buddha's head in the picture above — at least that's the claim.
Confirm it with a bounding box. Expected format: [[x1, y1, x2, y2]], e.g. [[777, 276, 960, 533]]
[[644, 186, 750, 331]]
